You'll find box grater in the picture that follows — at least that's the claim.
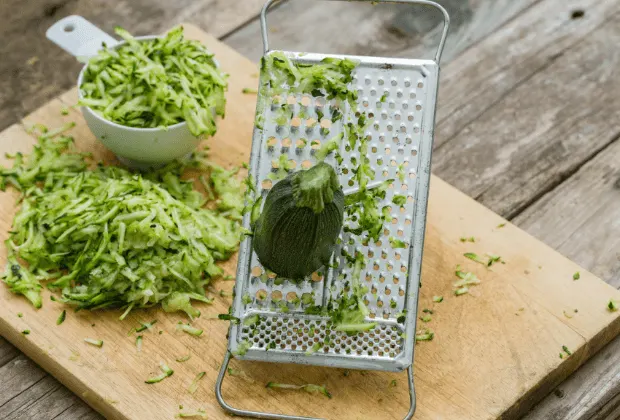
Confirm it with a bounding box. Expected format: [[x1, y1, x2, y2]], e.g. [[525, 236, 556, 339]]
[[216, 1, 449, 418]]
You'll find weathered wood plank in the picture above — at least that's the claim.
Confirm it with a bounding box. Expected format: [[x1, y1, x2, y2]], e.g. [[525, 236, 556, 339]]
[[433, 0, 606, 148], [0, 337, 20, 367], [0, 355, 47, 408], [225, 0, 539, 63], [524, 334, 620, 420], [4, 380, 83, 420], [514, 135, 620, 287], [432, 0, 620, 218], [0, 0, 265, 132], [53, 402, 103, 420]]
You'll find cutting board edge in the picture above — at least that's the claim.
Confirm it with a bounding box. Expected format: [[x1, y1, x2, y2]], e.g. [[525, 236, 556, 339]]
[[0, 314, 128, 420], [502, 314, 620, 420]]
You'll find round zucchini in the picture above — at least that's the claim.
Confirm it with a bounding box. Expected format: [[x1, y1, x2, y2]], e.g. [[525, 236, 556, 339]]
[[253, 162, 344, 280]]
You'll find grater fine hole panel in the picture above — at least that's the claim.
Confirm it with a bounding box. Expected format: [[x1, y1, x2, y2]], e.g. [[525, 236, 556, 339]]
[[239, 314, 404, 359]]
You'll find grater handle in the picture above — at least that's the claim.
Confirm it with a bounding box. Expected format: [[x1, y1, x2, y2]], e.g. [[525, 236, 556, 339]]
[[260, 0, 450, 63]]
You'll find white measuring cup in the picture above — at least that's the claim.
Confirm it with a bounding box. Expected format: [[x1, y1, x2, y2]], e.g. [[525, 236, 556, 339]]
[[46, 16, 202, 169]]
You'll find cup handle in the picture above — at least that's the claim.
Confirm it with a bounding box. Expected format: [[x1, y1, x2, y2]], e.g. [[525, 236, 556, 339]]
[[46, 15, 119, 63]]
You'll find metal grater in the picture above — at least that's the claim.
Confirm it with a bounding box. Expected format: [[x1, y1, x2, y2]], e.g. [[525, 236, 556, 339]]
[[216, 1, 449, 419]]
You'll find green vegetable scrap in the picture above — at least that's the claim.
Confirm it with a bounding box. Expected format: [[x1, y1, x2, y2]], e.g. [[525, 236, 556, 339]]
[[464, 253, 486, 265], [487, 254, 503, 267], [389, 237, 407, 249], [243, 314, 260, 326], [176, 409, 207, 418], [146, 361, 175, 384], [241, 293, 252, 305], [17, 312, 23, 318], [392, 194, 407, 206], [415, 329, 434, 342], [266, 382, 332, 399], [22, 329, 30, 335], [177, 322, 203, 337], [188, 371, 206, 394], [453, 272, 480, 288], [419, 315, 431, 323], [242, 88, 258, 94], [84, 338, 103, 348], [56, 310, 66, 325], [573, 272, 580, 280], [176, 354, 191, 362], [305, 342, 322, 355], [80, 26, 227, 137], [179, 409, 207, 419], [459, 236, 475, 243], [233, 340, 252, 356], [136, 335, 143, 352], [0, 128, 243, 319], [432, 296, 443, 303], [218, 313, 240, 324], [608, 299, 619, 312], [135, 320, 158, 334], [227, 367, 256, 383], [454, 287, 469, 296]]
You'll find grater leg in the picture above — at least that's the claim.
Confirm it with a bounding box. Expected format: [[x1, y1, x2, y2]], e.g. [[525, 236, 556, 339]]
[[215, 351, 322, 420], [404, 365, 416, 420], [215, 351, 417, 420]]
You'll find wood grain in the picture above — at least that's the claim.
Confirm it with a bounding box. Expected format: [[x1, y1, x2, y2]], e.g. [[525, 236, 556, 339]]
[[0, 0, 265, 132], [0, 337, 20, 366], [514, 134, 620, 288], [524, 335, 620, 420], [432, 0, 620, 219], [2, 23, 620, 420]]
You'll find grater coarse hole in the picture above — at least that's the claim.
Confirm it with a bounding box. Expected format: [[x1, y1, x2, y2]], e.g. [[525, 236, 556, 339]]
[[229, 51, 440, 372]]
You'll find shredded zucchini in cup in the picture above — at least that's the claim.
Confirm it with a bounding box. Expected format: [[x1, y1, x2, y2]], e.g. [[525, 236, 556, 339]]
[[77, 26, 227, 168]]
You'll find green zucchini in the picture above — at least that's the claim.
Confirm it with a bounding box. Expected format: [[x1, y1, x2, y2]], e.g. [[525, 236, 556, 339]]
[[253, 162, 344, 279]]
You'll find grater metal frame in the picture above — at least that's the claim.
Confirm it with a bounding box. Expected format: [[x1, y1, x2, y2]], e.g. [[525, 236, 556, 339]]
[[216, 1, 449, 419]]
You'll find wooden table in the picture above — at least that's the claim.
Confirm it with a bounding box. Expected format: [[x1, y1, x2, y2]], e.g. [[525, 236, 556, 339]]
[[1, 0, 619, 419]]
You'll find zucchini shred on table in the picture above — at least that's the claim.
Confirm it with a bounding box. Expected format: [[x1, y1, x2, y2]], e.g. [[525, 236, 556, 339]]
[[0, 123, 244, 318]]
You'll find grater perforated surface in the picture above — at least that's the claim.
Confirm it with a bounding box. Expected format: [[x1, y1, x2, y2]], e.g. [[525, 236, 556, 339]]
[[229, 51, 439, 372]]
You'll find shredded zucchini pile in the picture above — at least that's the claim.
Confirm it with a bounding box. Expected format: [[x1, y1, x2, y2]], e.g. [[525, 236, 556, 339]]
[[1, 125, 243, 318], [79, 26, 227, 137]]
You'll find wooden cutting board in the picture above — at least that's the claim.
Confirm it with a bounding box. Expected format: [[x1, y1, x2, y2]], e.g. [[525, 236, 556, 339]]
[[1, 24, 619, 420]]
